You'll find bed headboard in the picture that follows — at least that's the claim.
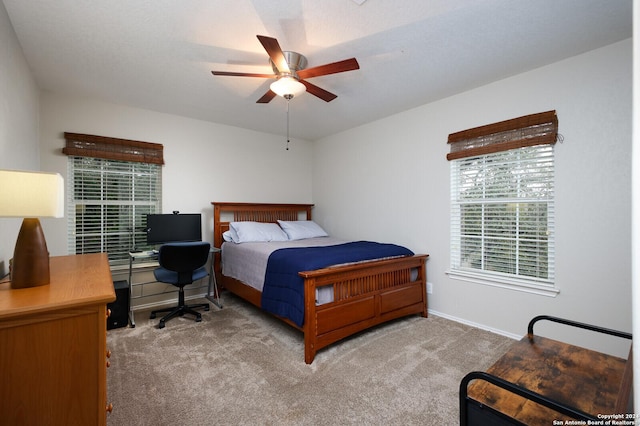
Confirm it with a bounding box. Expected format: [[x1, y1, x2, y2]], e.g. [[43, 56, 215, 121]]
[[211, 202, 314, 250]]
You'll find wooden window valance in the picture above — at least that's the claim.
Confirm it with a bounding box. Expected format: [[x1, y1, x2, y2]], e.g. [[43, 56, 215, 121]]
[[63, 132, 164, 165], [447, 110, 558, 161]]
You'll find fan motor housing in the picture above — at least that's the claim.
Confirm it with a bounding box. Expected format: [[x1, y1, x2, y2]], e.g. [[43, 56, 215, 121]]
[[271, 51, 307, 75]]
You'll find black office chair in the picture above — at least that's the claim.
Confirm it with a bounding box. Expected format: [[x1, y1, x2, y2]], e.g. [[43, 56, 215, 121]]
[[149, 241, 211, 328]]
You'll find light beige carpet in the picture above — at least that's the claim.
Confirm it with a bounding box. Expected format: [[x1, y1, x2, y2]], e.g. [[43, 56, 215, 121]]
[[106, 294, 513, 425]]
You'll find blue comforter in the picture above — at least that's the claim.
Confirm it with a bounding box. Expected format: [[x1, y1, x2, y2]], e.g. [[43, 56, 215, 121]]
[[261, 241, 414, 327]]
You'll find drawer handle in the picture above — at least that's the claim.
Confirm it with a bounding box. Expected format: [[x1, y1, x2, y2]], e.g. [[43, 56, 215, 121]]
[[106, 349, 112, 358], [107, 309, 111, 318], [106, 403, 113, 413], [106, 360, 111, 368]]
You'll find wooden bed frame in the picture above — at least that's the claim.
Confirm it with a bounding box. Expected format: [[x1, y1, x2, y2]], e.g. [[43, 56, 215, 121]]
[[212, 202, 429, 364]]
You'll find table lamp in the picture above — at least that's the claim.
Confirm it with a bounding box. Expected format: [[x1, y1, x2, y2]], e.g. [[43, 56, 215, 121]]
[[0, 170, 64, 288]]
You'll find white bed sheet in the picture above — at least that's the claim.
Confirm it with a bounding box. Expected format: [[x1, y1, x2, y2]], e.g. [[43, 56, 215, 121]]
[[221, 236, 346, 294]]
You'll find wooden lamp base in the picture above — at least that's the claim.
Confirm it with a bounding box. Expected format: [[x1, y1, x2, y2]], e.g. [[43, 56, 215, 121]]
[[11, 218, 50, 289]]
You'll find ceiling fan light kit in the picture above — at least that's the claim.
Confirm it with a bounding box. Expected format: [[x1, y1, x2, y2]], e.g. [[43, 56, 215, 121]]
[[270, 76, 306, 98], [211, 35, 359, 103]]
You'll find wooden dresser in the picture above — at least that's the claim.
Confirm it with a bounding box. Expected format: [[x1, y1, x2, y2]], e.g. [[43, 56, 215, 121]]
[[0, 253, 116, 426]]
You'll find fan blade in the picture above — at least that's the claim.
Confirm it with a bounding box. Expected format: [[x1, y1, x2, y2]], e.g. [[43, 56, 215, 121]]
[[257, 35, 290, 73], [256, 90, 277, 103], [297, 58, 359, 79], [211, 71, 276, 78], [301, 81, 337, 102]]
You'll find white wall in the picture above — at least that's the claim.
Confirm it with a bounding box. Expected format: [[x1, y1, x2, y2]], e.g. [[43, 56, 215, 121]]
[[632, 0, 640, 406], [38, 92, 314, 256], [313, 39, 632, 356], [0, 2, 41, 277]]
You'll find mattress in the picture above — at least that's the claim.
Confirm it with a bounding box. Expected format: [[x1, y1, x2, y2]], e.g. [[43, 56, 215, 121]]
[[221, 237, 346, 304]]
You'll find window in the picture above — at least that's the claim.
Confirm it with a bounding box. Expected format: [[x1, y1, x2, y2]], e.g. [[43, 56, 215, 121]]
[[63, 133, 163, 266], [447, 111, 558, 295]]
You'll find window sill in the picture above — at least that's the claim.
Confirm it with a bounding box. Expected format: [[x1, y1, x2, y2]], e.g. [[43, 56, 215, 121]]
[[446, 269, 559, 297]]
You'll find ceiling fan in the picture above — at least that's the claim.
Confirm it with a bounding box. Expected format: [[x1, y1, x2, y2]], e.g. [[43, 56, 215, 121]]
[[211, 35, 360, 103]]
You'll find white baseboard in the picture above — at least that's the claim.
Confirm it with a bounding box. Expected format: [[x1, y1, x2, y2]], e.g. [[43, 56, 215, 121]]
[[427, 309, 520, 341]]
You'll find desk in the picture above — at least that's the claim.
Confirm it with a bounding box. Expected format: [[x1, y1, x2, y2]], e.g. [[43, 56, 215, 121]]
[[127, 247, 221, 327]]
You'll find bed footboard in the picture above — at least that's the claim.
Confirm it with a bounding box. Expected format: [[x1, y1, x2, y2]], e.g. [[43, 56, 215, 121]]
[[300, 254, 429, 364]]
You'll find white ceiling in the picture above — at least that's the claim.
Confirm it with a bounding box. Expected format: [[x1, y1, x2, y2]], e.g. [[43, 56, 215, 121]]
[[3, 0, 632, 141]]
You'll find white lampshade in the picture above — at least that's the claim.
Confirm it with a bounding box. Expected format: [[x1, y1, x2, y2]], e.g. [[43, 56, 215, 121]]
[[0, 170, 64, 288], [0, 170, 64, 218], [270, 77, 306, 98]]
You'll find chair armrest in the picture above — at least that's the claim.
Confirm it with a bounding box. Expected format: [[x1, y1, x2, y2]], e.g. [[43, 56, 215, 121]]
[[527, 315, 632, 340], [459, 371, 598, 425]]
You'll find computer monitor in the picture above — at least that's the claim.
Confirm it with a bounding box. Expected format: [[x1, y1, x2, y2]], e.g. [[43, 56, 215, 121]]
[[146, 213, 202, 245]]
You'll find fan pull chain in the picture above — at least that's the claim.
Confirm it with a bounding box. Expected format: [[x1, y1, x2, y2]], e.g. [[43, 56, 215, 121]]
[[286, 97, 290, 150], [284, 94, 293, 151]]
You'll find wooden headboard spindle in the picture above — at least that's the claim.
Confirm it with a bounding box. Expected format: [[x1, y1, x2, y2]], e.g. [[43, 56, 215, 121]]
[[234, 210, 299, 222]]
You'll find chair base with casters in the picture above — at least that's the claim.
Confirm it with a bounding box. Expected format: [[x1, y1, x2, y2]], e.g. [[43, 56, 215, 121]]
[[149, 241, 212, 329], [149, 289, 210, 329]]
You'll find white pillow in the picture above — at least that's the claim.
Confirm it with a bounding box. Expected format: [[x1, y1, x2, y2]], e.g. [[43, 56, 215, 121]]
[[222, 229, 237, 242], [277, 220, 329, 240], [229, 221, 288, 243]]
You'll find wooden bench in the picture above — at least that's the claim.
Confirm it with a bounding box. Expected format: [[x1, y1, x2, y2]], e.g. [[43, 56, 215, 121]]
[[460, 315, 633, 425]]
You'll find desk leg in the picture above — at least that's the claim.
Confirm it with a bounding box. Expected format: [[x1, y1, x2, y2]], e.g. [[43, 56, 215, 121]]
[[128, 308, 136, 328], [128, 256, 136, 327], [206, 261, 222, 309]]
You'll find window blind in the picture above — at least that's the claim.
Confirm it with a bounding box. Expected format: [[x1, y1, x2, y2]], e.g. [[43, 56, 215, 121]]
[[63, 132, 164, 165], [67, 156, 162, 265], [447, 110, 558, 161], [450, 145, 555, 285], [448, 110, 558, 292]]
